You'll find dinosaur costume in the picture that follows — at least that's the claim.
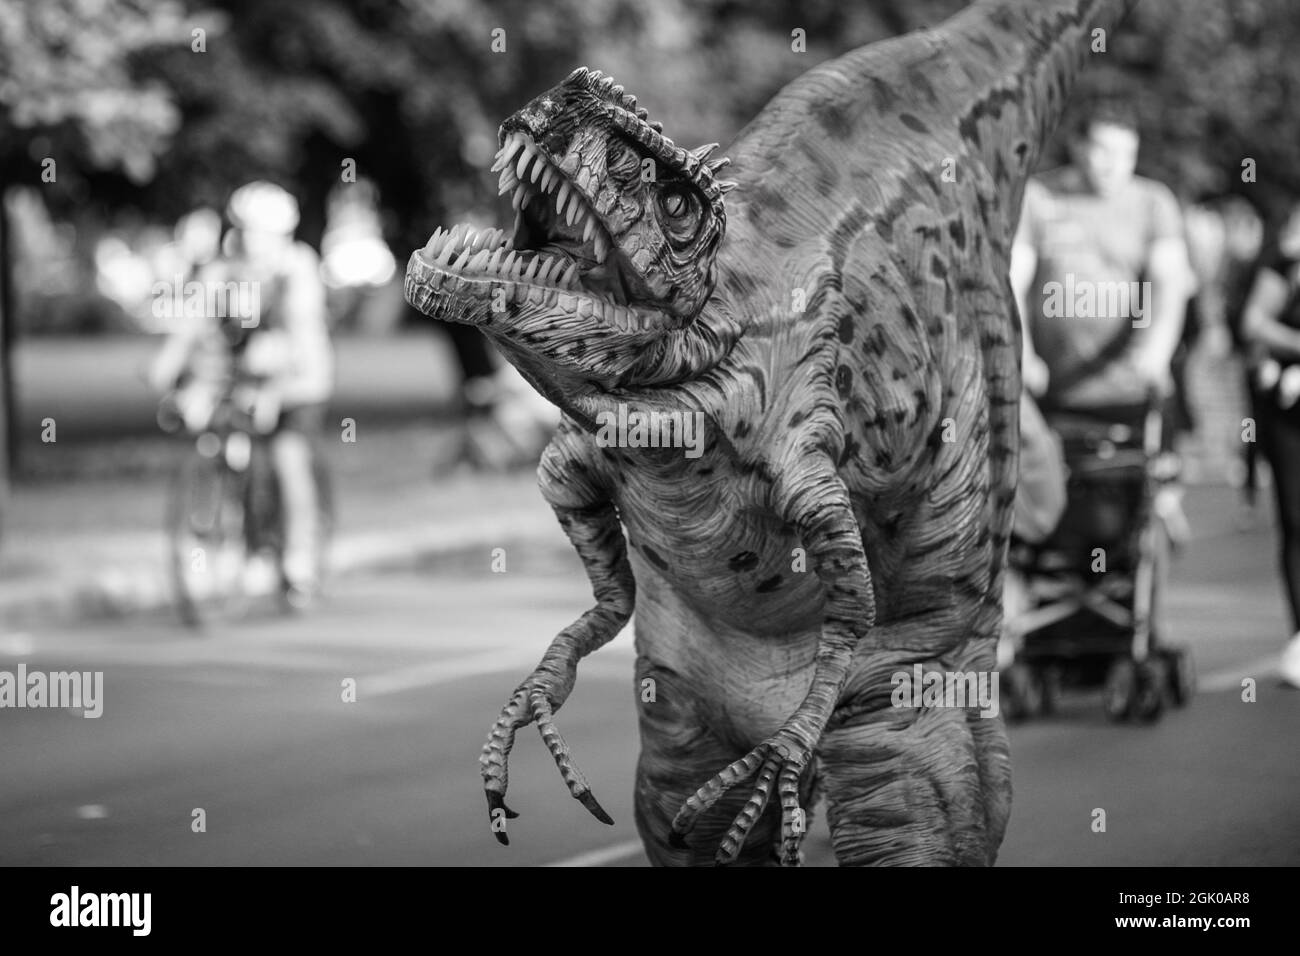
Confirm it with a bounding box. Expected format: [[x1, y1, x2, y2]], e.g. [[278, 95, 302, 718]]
[[405, 0, 1135, 865]]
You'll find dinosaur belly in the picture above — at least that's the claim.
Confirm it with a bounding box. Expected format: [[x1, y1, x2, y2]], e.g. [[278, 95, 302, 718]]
[[627, 548, 822, 744]]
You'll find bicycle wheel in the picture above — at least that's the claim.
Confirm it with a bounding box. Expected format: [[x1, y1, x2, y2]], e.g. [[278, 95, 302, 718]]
[[166, 449, 250, 627]]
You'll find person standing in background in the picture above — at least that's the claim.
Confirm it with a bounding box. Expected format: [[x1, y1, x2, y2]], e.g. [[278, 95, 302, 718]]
[[1240, 200, 1300, 687]]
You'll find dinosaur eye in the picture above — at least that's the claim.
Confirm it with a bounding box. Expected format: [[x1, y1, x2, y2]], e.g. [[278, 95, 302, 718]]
[[658, 186, 703, 246]]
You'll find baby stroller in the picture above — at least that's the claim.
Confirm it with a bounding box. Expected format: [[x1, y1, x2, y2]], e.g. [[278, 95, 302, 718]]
[[1001, 390, 1196, 722]]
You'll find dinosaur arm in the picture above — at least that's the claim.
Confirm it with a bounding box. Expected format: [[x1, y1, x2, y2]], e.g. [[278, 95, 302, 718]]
[[478, 423, 633, 837], [775, 453, 877, 714], [533, 420, 636, 681]]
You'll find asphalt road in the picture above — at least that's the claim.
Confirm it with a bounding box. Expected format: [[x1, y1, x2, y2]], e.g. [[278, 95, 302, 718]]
[[1, 502, 1297, 867]]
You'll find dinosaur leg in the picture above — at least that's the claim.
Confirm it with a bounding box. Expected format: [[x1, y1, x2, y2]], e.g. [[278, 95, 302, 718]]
[[632, 656, 817, 866], [820, 635, 1011, 866]]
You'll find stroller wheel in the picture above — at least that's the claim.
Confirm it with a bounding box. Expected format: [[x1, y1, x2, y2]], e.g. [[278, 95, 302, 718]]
[[1003, 662, 1043, 722], [1161, 645, 1196, 707], [1103, 657, 1137, 722], [1133, 658, 1167, 722]]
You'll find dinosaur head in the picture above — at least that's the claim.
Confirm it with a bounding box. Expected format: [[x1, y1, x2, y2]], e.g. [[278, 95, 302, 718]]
[[405, 68, 735, 398]]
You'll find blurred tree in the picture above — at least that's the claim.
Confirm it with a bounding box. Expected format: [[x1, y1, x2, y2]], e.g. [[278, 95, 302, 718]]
[[0, 0, 185, 530], [2, 0, 1299, 502]]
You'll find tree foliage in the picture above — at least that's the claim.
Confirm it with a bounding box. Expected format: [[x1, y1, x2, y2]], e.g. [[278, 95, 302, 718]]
[[3, 0, 1300, 258]]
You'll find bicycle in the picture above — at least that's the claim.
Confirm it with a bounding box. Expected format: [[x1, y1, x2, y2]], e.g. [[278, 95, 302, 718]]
[[159, 375, 334, 628]]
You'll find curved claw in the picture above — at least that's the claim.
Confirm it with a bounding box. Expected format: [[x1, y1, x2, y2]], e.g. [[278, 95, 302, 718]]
[[673, 732, 814, 865], [715, 757, 779, 864], [578, 790, 615, 826], [671, 745, 770, 841], [485, 790, 519, 845], [530, 691, 613, 825], [777, 765, 804, 866]]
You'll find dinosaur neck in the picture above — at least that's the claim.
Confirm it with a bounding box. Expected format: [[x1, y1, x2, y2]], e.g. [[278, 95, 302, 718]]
[[945, 0, 1138, 209], [723, 0, 1136, 238]]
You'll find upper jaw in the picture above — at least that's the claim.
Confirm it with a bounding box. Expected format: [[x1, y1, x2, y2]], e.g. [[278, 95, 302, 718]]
[[403, 129, 690, 335]]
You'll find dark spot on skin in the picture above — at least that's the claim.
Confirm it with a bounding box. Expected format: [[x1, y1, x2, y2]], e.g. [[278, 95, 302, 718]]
[[948, 218, 966, 249], [892, 367, 906, 380], [698, 467, 714, 477], [900, 113, 928, 134], [1014, 141, 1028, 164], [641, 544, 669, 571], [838, 312, 855, 343], [870, 75, 899, 110], [812, 99, 853, 140], [734, 419, 751, 439], [835, 364, 853, 397], [930, 255, 948, 280], [837, 433, 861, 467], [789, 410, 809, 427], [729, 551, 760, 572], [756, 575, 783, 593], [914, 223, 941, 242], [906, 65, 938, 105]]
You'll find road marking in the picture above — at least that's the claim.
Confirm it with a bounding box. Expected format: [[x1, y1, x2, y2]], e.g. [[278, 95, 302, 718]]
[[1196, 655, 1280, 693], [544, 839, 644, 868], [362, 647, 636, 698], [362, 647, 542, 697]]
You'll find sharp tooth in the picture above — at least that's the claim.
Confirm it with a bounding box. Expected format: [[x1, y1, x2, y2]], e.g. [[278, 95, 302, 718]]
[[563, 262, 579, 288], [424, 227, 444, 252], [540, 167, 554, 193], [497, 168, 517, 196], [466, 249, 488, 271], [567, 198, 582, 228], [494, 136, 523, 172], [436, 241, 455, 266], [511, 184, 530, 210], [593, 232, 609, 263], [488, 248, 505, 272], [509, 254, 524, 278], [516, 148, 532, 180], [582, 217, 596, 244], [530, 159, 545, 184], [556, 181, 571, 213], [525, 257, 541, 279]]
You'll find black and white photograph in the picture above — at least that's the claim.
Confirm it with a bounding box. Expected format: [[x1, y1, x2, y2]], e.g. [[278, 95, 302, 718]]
[[0, 0, 1295, 911]]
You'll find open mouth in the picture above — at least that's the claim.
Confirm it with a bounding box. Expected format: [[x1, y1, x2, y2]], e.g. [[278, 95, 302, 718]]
[[411, 131, 681, 333]]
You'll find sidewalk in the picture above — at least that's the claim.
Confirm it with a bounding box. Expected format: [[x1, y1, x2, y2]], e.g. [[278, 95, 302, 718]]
[[0, 424, 568, 627]]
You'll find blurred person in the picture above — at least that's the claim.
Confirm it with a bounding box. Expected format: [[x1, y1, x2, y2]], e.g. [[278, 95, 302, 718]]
[[149, 181, 333, 605], [1212, 197, 1267, 514], [1012, 100, 1193, 410], [1240, 200, 1300, 687], [1011, 100, 1194, 542]]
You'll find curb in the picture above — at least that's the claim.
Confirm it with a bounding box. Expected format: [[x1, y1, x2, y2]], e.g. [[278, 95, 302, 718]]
[[0, 511, 567, 629]]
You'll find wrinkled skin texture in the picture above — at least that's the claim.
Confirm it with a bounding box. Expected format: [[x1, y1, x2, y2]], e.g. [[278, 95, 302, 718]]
[[407, 0, 1135, 865]]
